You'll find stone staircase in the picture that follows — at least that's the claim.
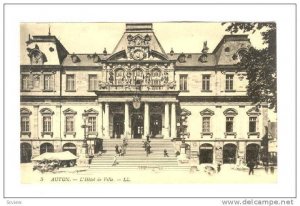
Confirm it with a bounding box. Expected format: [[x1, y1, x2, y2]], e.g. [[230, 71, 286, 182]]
[[89, 139, 190, 172]]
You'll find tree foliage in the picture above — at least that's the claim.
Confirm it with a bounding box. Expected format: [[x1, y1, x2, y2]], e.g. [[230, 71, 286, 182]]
[[222, 23, 277, 111]]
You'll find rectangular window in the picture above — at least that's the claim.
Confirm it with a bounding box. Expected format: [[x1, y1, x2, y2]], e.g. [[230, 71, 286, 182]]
[[43, 116, 51, 132], [202, 75, 210, 91], [89, 74, 98, 90], [249, 117, 257, 132], [66, 116, 74, 132], [21, 116, 30, 132], [202, 117, 210, 133], [22, 74, 31, 90], [226, 74, 234, 90], [66, 74, 75, 91], [226, 117, 234, 132], [44, 74, 53, 91], [88, 116, 96, 132], [179, 75, 188, 91]]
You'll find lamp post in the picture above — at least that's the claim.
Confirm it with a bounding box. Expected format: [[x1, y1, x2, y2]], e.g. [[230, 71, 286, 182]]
[[78, 112, 92, 165]]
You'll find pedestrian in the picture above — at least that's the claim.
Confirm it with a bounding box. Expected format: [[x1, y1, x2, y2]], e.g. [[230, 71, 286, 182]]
[[247, 159, 255, 175], [164, 149, 169, 157], [122, 138, 128, 147], [118, 147, 123, 156], [146, 134, 150, 142], [112, 155, 118, 166], [217, 163, 221, 173], [115, 144, 119, 155], [146, 144, 151, 157]]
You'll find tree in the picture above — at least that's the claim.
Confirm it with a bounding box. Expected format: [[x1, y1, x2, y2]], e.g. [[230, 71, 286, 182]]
[[222, 23, 277, 112]]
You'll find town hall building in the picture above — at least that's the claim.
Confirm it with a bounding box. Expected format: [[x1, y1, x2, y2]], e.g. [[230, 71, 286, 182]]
[[20, 23, 271, 166]]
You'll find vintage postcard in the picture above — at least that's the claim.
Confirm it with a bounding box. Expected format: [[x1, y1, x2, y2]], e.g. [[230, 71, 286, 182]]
[[20, 22, 277, 184]]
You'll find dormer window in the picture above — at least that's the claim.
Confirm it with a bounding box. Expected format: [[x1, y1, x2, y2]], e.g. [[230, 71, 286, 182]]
[[225, 47, 230, 52], [199, 54, 208, 63], [27, 45, 47, 65], [71, 54, 80, 63], [178, 53, 186, 63], [237, 48, 247, 60]]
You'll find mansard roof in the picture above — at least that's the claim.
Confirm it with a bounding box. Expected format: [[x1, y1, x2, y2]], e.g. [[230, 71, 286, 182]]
[[21, 24, 251, 68], [22, 35, 69, 65], [168, 53, 217, 67], [62, 53, 107, 67]]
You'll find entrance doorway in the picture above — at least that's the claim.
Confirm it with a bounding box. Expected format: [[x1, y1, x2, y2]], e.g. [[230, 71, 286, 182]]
[[63, 143, 77, 156], [246, 143, 260, 163], [40, 143, 54, 154], [199, 143, 213, 164], [20, 143, 32, 163], [150, 114, 162, 138], [94, 138, 103, 154], [131, 114, 144, 139], [113, 114, 124, 139], [223, 144, 237, 164]]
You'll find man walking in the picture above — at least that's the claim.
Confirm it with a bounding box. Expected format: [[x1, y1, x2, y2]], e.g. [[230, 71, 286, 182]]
[[247, 159, 255, 175]]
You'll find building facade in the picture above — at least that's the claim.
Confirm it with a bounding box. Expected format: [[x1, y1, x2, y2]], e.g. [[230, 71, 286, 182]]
[[20, 23, 270, 165]]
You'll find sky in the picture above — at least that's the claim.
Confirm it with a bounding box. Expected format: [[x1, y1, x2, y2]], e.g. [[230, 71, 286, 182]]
[[20, 22, 266, 55]]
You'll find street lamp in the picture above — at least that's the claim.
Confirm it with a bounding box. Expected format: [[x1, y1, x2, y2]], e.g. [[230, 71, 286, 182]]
[[80, 111, 92, 159]]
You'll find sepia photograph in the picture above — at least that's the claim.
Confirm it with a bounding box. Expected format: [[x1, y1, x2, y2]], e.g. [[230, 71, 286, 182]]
[[19, 22, 278, 184], [2, 2, 297, 203]]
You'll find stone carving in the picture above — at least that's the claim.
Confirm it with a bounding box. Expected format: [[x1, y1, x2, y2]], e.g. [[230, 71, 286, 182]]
[[99, 80, 107, 89], [127, 34, 151, 60], [167, 81, 176, 89], [108, 71, 114, 84]]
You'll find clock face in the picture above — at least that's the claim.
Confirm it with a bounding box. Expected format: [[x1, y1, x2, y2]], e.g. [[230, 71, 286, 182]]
[[133, 49, 145, 60]]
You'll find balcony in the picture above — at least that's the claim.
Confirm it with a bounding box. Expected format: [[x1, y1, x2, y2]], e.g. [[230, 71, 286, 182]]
[[98, 81, 176, 92]]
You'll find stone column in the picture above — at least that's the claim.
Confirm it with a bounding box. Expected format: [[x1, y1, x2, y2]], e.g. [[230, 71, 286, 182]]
[[144, 102, 149, 139], [164, 103, 170, 138], [104, 103, 110, 138], [124, 102, 129, 138], [98, 102, 103, 137], [171, 103, 176, 138]]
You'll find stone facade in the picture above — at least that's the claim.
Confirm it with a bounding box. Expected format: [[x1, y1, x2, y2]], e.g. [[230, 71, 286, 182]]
[[20, 23, 273, 165]]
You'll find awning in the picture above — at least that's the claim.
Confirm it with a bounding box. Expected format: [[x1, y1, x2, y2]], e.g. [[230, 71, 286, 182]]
[[31, 151, 78, 161]]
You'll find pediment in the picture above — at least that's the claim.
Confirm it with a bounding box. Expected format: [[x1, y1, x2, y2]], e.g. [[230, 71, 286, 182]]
[[40, 108, 54, 115], [246, 107, 261, 116], [180, 108, 191, 116], [84, 108, 99, 115], [63, 108, 77, 115], [223, 108, 238, 116], [200, 108, 215, 116], [20, 108, 32, 115]]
